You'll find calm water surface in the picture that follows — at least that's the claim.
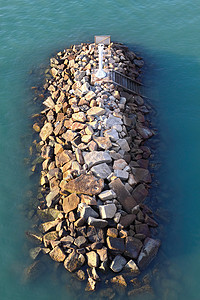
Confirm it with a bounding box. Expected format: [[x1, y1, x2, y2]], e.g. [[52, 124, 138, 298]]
[[1, 1, 200, 299]]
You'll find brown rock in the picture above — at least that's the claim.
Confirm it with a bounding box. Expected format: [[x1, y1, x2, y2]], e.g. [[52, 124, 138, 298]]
[[72, 112, 86, 123], [120, 214, 136, 228], [93, 136, 112, 150], [61, 174, 104, 195], [33, 123, 40, 132], [55, 150, 75, 167], [109, 178, 137, 213], [87, 107, 106, 116], [132, 184, 148, 204], [40, 122, 53, 141], [49, 246, 66, 262], [43, 231, 59, 247], [81, 194, 97, 205], [64, 250, 85, 272], [132, 168, 152, 183], [70, 122, 86, 131], [63, 193, 80, 214], [135, 224, 151, 237]]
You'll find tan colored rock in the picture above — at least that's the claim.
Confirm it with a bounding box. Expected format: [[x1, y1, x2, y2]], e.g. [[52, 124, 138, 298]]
[[85, 91, 96, 101], [113, 159, 127, 170], [72, 112, 86, 123], [61, 174, 104, 195], [49, 246, 66, 262], [87, 107, 106, 116], [63, 193, 80, 214], [82, 135, 92, 143], [93, 136, 112, 150], [55, 150, 75, 167], [70, 122, 86, 131], [81, 194, 97, 205], [43, 231, 59, 247], [86, 251, 100, 268], [40, 122, 53, 141]]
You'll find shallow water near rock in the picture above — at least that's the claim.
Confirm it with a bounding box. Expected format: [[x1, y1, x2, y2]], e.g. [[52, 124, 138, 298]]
[[1, 1, 200, 299]]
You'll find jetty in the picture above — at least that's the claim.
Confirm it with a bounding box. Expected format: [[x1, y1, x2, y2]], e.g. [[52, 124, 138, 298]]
[[28, 36, 160, 295]]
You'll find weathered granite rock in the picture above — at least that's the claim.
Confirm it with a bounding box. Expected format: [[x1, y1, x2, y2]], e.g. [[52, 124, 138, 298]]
[[78, 203, 99, 219], [99, 204, 117, 219], [64, 251, 85, 272], [46, 188, 60, 207], [107, 237, 125, 253], [137, 238, 160, 269], [93, 136, 112, 150], [49, 246, 66, 262], [105, 115, 123, 128], [87, 107, 106, 116], [114, 169, 129, 180], [113, 159, 127, 170], [63, 193, 80, 214], [124, 236, 143, 259], [104, 128, 119, 141], [120, 214, 136, 228], [83, 151, 112, 168], [40, 122, 53, 141], [98, 190, 116, 201], [43, 231, 59, 247], [86, 251, 100, 268], [61, 174, 104, 195], [39, 220, 59, 233], [88, 217, 108, 228], [110, 254, 127, 272], [116, 139, 130, 151], [109, 178, 137, 213], [91, 163, 112, 179], [74, 236, 87, 248]]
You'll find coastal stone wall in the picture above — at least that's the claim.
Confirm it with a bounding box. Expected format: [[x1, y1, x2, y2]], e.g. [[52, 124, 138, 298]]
[[29, 41, 160, 294]]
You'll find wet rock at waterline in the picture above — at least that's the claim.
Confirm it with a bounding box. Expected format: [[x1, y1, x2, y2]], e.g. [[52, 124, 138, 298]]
[[27, 41, 161, 292]]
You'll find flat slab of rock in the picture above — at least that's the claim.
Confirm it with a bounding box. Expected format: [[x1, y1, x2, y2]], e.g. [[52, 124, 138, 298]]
[[83, 151, 112, 168], [91, 163, 112, 179], [120, 214, 136, 228], [131, 184, 148, 204], [124, 236, 143, 259], [132, 168, 152, 183], [93, 136, 112, 150], [61, 174, 104, 195], [40, 122, 53, 141], [49, 246, 66, 262], [86, 251, 100, 268], [99, 204, 117, 219], [137, 237, 160, 269], [64, 250, 85, 272], [87, 107, 106, 116], [88, 217, 108, 228], [109, 178, 137, 213], [105, 115, 123, 129], [107, 237, 125, 253], [63, 193, 80, 214], [98, 190, 116, 201], [114, 169, 129, 180], [116, 139, 130, 151], [110, 254, 127, 272]]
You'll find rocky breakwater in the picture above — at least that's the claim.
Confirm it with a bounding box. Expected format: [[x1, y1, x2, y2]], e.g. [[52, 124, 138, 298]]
[[32, 41, 160, 292]]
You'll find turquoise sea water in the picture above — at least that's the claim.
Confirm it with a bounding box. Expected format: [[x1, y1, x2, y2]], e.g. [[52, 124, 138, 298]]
[[1, 1, 200, 299]]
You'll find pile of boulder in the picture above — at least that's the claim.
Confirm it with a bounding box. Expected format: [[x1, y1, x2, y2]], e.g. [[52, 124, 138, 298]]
[[31, 41, 160, 291]]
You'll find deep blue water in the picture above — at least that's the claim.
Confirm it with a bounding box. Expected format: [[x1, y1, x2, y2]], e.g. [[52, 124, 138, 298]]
[[1, 1, 200, 299]]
